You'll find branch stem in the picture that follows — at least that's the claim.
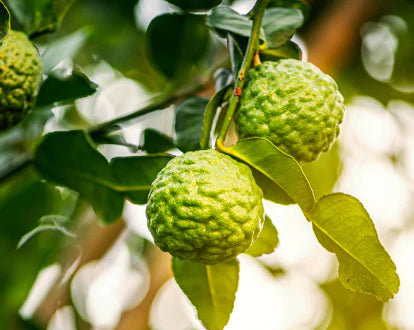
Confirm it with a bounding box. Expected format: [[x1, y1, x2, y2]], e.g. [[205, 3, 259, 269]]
[[216, 0, 269, 148]]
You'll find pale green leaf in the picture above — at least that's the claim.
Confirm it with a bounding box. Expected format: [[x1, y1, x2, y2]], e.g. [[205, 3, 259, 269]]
[[245, 215, 279, 257], [17, 222, 75, 249], [224, 137, 315, 212], [172, 258, 239, 330], [309, 193, 400, 301], [42, 28, 91, 73]]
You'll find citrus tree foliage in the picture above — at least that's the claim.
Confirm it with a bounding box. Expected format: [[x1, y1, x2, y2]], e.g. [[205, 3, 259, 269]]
[[0, 0, 400, 329]]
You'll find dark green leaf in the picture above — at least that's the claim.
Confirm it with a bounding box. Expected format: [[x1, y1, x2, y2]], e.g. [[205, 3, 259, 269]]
[[227, 32, 248, 79], [245, 215, 278, 257], [172, 258, 239, 330], [267, 0, 310, 20], [34, 130, 124, 223], [207, 6, 266, 40], [223, 137, 315, 212], [309, 193, 400, 301], [0, 0, 10, 42], [200, 87, 229, 149], [42, 28, 91, 74], [0, 177, 61, 230], [175, 96, 209, 152], [37, 70, 98, 106], [140, 129, 175, 153], [110, 155, 173, 204], [5, 0, 75, 37], [260, 41, 302, 61], [262, 7, 304, 48], [166, 0, 222, 11], [214, 67, 233, 91], [92, 131, 138, 150], [147, 13, 210, 80]]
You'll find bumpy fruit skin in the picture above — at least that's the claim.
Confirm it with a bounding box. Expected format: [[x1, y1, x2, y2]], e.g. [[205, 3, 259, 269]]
[[235, 59, 345, 162], [0, 30, 43, 130], [146, 150, 264, 264]]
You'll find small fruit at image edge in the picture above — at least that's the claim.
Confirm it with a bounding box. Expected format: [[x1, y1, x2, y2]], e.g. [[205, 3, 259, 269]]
[[235, 59, 345, 162], [146, 150, 265, 264], [0, 30, 43, 130]]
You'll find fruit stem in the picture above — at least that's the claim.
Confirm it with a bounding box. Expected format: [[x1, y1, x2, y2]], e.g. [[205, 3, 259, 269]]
[[216, 0, 269, 147]]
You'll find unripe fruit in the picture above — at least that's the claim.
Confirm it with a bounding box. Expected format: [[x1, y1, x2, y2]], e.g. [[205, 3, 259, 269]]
[[236, 59, 345, 162], [146, 150, 264, 264], [0, 30, 43, 130]]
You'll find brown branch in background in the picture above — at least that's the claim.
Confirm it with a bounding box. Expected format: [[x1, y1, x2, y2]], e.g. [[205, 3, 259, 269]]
[[34, 218, 125, 325], [117, 251, 172, 330], [305, 0, 386, 75]]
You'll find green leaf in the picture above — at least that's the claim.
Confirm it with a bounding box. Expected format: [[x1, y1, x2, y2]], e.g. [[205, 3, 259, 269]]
[[213, 67, 233, 92], [200, 87, 230, 149], [321, 279, 387, 330], [227, 32, 248, 79], [147, 13, 210, 80], [309, 193, 400, 301], [172, 258, 239, 330], [37, 70, 98, 106], [34, 130, 124, 223], [262, 7, 304, 48], [165, 0, 222, 11], [0, 0, 10, 42], [267, 0, 310, 20], [5, 0, 75, 37], [0, 177, 61, 231], [302, 143, 342, 199], [260, 41, 302, 61], [110, 155, 173, 204], [175, 96, 209, 152], [17, 222, 75, 249], [207, 6, 266, 41], [42, 27, 91, 74], [92, 131, 138, 150], [140, 129, 175, 154], [223, 137, 315, 212], [245, 215, 279, 257]]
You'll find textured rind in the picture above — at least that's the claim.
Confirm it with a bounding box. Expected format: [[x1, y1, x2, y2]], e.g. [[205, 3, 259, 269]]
[[235, 59, 345, 162], [146, 150, 265, 264], [0, 30, 43, 130]]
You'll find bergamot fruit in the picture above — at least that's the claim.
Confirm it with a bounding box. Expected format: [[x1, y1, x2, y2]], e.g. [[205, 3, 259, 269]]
[[0, 30, 43, 130], [235, 59, 345, 162], [146, 150, 264, 264]]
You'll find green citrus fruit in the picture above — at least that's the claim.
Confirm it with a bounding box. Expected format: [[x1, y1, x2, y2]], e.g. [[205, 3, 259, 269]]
[[0, 30, 43, 130], [235, 59, 345, 162], [146, 150, 264, 264]]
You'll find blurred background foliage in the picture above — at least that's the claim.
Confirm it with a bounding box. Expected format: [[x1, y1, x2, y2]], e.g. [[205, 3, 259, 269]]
[[1, 0, 414, 329]]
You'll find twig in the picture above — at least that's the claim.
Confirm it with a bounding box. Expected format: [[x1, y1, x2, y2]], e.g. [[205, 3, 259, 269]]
[[216, 0, 269, 148]]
